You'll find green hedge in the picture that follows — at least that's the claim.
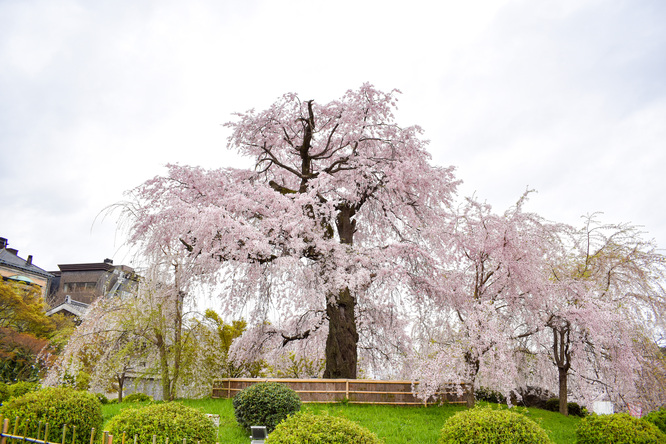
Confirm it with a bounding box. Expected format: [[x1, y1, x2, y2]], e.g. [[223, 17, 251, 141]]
[[123, 392, 152, 403], [266, 412, 382, 444], [439, 407, 554, 444], [8, 381, 40, 399], [107, 402, 216, 444], [233, 382, 301, 433], [576, 413, 666, 444], [643, 407, 666, 435], [0, 387, 102, 444]]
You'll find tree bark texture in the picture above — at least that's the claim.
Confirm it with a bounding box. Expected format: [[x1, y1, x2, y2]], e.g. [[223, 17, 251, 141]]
[[322, 205, 359, 379], [323, 286, 359, 378], [550, 320, 571, 416]]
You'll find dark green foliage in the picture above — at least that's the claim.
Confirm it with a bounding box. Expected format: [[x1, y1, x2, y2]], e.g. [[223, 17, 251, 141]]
[[107, 402, 217, 444], [577, 413, 666, 443], [545, 398, 560, 412], [9, 381, 40, 398], [0, 386, 102, 444], [95, 393, 109, 404], [123, 392, 152, 403], [515, 386, 555, 409], [266, 412, 383, 444], [0, 381, 9, 403], [439, 407, 554, 444], [233, 382, 301, 433], [567, 402, 587, 417], [544, 398, 587, 417], [475, 386, 506, 403], [643, 407, 666, 434]]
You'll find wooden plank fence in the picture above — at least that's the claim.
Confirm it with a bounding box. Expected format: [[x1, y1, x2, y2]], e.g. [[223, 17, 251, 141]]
[[0, 417, 201, 444], [212, 378, 466, 405]]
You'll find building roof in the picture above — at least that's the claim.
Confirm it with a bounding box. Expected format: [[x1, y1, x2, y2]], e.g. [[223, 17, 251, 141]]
[[0, 248, 54, 280], [53, 259, 134, 274], [46, 295, 90, 317]]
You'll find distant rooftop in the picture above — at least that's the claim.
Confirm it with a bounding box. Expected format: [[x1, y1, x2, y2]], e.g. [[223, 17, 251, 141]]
[[0, 237, 54, 280]]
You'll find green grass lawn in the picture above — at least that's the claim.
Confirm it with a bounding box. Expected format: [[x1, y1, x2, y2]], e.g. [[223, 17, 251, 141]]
[[102, 399, 581, 444]]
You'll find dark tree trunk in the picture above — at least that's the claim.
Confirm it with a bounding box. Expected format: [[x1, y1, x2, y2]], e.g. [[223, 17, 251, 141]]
[[465, 384, 476, 408], [323, 205, 359, 378], [323, 287, 359, 378], [549, 318, 571, 416], [558, 366, 569, 416]]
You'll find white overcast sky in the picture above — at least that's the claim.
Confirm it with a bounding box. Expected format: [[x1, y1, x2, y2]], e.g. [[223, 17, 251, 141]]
[[1, 0, 665, 274]]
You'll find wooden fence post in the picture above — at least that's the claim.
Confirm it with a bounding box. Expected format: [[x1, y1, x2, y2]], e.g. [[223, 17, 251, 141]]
[[1, 418, 10, 444], [89, 427, 96, 444]]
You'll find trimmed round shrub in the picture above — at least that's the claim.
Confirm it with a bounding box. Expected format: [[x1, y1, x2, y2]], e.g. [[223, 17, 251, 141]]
[[577, 413, 666, 444], [123, 392, 152, 403], [0, 387, 102, 444], [95, 393, 109, 404], [439, 407, 554, 444], [8, 381, 40, 399], [107, 402, 216, 444], [233, 382, 301, 432], [643, 407, 666, 434], [266, 412, 382, 444]]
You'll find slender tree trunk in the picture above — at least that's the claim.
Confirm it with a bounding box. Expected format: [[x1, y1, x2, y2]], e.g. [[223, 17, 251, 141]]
[[550, 320, 571, 416], [323, 287, 359, 378], [155, 332, 173, 401], [116, 373, 125, 402], [558, 366, 569, 416]]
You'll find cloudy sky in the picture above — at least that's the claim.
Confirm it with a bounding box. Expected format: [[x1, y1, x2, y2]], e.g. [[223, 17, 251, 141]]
[[1, 0, 665, 274]]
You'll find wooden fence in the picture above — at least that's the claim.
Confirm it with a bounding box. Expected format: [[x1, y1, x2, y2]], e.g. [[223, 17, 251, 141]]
[[0, 417, 199, 444], [212, 378, 466, 405]]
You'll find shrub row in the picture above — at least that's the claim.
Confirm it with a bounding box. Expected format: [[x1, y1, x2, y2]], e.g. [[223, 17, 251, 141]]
[[3, 382, 665, 444]]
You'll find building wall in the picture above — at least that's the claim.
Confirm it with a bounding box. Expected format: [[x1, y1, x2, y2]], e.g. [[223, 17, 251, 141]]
[[47, 261, 137, 308]]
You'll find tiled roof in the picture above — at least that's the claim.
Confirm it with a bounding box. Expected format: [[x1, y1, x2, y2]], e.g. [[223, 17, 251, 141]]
[[0, 249, 54, 279], [46, 295, 90, 317]]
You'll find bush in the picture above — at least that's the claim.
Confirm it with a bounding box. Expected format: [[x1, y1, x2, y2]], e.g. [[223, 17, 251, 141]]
[[543, 398, 586, 416], [0, 382, 9, 403], [577, 413, 666, 444], [233, 382, 301, 433], [515, 386, 556, 409], [643, 407, 666, 434], [8, 381, 40, 399], [123, 392, 152, 403], [545, 398, 560, 412], [266, 412, 382, 444], [475, 386, 506, 404], [0, 387, 102, 444], [439, 407, 554, 444], [107, 402, 216, 444], [95, 393, 109, 404], [567, 402, 587, 417]]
